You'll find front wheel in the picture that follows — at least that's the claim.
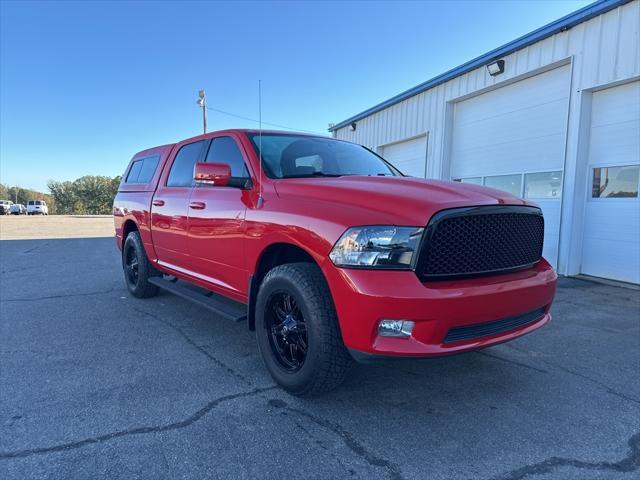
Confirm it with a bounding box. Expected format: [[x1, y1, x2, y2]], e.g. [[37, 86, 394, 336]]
[[122, 231, 159, 298], [255, 263, 353, 396]]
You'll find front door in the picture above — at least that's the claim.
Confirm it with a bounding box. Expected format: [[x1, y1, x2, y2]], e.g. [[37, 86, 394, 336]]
[[151, 139, 207, 270], [187, 134, 252, 299]]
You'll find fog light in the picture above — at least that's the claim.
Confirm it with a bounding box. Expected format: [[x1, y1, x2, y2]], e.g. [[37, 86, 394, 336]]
[[378, 320, 415, 337]]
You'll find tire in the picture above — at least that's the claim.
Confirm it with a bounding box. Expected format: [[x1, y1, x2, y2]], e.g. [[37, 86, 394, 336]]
[[255, 263, 353, 396], [122, 231, 160, 298]]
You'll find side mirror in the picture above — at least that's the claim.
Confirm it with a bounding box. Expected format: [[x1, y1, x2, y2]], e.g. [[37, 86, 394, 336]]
[[194, 162, 231, 186]]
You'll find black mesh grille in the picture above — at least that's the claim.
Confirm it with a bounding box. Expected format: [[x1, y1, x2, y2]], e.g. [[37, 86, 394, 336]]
[[443, 307, 546, 343], [418, 206, 544, 280]]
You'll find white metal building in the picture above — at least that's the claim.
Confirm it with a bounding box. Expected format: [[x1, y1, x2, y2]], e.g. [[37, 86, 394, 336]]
[[330, 0, 640, 284]]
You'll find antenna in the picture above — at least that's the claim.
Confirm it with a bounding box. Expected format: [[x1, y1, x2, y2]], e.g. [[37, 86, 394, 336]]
[[257, 80, 264, 208]]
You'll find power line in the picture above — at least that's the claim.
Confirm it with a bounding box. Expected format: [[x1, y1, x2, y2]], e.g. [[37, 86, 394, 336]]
[[205, 106, 325, 135]]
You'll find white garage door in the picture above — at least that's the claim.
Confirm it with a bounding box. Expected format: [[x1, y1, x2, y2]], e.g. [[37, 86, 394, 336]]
[[450, 65, 570, 267], [381, 135, 427, 177], [581, 81, 640, 284]]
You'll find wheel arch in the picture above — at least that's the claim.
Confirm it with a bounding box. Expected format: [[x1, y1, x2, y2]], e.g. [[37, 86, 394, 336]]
[[248, 242, 325, 331], [121, 219, 139, 249]]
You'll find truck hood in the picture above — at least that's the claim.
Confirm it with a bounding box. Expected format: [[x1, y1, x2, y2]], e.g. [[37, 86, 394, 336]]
[[273, 175, 531, 226]]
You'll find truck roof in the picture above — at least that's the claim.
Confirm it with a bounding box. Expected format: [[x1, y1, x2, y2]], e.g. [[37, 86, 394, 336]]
[[133, 129, 328, 159]]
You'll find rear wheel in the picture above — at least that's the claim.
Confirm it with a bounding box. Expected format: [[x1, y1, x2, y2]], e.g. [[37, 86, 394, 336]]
[[122, 231, 159, 298], [255, 263, 352, 396]]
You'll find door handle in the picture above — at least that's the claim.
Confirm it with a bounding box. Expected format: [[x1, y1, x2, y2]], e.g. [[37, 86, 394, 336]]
[[152, 199, 165, 207], [189, 201, 206, 210]]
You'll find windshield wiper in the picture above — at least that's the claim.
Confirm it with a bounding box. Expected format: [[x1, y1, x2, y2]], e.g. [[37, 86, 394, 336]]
[[282, 172, 346, 178]]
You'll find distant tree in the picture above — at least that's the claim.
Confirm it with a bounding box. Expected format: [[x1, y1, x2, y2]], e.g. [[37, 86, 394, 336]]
[[47, 175, 120, 214], [46, 180, 79, 214]]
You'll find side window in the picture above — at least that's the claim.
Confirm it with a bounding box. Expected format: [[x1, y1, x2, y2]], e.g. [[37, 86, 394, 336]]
[[206, 136, 249, 177], [126, 155, 160, 184], [126, 160, 143, 183], [166, 141, 206, 187]]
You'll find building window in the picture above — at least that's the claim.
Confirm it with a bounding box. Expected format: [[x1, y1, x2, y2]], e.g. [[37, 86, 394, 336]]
[[524, 171, 563, 199], [592, 165, 639, 198], [454, 177, 482, 185], [484, 174, 522, 197]]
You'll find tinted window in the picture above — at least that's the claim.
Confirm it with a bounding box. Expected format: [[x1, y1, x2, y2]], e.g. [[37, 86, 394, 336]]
[[28, 201, 34, 205], [206, 137, 249, 177], [592, 165, 639, 198], [36, 201, 42, 205], [126, 155, 160, 184], [138, 156, 160, 183], [126, 160, 143, 183], [166, 141, 206, 187]]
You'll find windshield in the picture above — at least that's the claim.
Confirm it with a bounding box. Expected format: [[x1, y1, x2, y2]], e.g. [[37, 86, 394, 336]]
[[247, 134, 402, 179]]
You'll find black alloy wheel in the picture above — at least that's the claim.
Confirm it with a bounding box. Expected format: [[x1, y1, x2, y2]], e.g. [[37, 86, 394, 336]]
[[265, 291, 308, 372], [125, 244, 139, 287], [255, 263, 353, 396], [122, 231, 159, 298]]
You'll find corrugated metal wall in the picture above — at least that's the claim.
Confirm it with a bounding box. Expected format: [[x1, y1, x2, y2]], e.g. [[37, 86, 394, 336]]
[[333, 0, 640, 277], [335, 0, 639, 181]]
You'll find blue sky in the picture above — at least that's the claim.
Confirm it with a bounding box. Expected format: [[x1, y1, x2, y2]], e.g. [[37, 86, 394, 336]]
[[1, 0, 590, 192]]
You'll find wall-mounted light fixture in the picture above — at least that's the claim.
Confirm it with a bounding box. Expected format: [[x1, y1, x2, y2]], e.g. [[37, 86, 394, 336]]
[[350, 122, 357, 131], [486, 59, 505, 76]]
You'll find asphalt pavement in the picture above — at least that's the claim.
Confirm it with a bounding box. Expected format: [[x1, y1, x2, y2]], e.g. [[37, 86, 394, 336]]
[[1, 236, 638, 480]]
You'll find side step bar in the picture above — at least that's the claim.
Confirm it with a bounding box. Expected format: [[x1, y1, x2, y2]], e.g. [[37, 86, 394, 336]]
[[149, 276, 247, 322]]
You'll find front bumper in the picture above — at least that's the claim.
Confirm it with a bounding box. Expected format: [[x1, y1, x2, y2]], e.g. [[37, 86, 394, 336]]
[[321, 259, 557, 359]]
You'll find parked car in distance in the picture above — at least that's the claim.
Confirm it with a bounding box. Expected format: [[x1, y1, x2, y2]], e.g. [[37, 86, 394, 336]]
[[9, 204, 27, 215], [0, 200, 14, 215], [27, 200, 48, 215], [113, 129, 557, 396]]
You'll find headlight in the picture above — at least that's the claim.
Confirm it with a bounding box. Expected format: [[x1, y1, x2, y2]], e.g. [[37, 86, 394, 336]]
[[329, 226, 424, 269]]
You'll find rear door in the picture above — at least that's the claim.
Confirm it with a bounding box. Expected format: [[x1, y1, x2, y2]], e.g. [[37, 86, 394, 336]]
[[187, 134, 252, 298], [151, 139, 207, 270]]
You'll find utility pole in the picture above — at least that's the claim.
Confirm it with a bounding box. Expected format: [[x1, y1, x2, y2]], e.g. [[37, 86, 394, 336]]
[[197, 90, 207, 134]]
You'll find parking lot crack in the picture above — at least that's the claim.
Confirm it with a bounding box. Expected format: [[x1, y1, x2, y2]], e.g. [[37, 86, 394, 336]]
[[504, 344, 640, 405], [268, 399, 405, 480], [491, 432, 640, 480], [129, 305, 253, 386], [20, 242, 49, 254], [3, 286, 122, 303], [0, 386, 277, 460], [475, 351, 549, 374]]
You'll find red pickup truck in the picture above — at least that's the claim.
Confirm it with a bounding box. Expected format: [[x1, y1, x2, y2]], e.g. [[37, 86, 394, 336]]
[[114, 129, 556, 396]]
